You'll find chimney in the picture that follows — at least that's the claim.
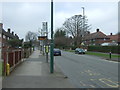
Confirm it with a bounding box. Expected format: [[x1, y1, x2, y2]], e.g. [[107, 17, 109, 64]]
[[0, 23, 3, 29], [8, 28, 11, 33], [110, 33, 112, 35], [12, 31, 14, 35], [96, 29, 99, 32]]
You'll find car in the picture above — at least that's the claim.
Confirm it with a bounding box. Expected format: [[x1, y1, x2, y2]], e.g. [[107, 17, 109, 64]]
[[75, 48, 85, 54], [54, 48, 61, 56]]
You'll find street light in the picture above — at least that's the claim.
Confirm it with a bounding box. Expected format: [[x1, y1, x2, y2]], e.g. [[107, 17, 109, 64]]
[[81, 7, 85, 37]]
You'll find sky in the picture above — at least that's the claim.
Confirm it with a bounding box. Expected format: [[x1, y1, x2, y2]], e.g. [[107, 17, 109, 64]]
[[0, 0, 119, 40]]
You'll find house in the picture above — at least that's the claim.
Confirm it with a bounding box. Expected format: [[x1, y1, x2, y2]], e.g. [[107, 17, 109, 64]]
[[0, 23, 20, 59], [83, 29, 110, 46], [107, 33, 120, 45]]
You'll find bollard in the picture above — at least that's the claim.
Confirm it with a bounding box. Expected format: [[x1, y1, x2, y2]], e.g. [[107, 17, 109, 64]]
[[6, 63, 10, 76], [109, 52, 111, 59]]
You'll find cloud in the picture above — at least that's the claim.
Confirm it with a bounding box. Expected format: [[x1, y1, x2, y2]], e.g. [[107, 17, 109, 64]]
[[1, 1, 118, 40], [54, 12, 73, 30], [54, 2, 118, 35], [2, 2, 50, 39]]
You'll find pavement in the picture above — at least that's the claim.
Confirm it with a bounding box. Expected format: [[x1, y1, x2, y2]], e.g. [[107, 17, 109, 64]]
[[2, 50, 75, 88]]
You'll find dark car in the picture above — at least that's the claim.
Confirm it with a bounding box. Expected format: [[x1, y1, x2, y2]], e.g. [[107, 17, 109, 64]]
[[54, 48, 61, 56], [75, 48, 85, 54]]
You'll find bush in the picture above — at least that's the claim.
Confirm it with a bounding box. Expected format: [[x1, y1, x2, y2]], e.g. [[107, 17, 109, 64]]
[[7, 39, 22, 48], [88, 46, 120, 54]]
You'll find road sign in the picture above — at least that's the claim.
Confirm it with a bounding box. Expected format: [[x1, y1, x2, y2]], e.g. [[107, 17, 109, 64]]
[[38, 36, 47, 40]]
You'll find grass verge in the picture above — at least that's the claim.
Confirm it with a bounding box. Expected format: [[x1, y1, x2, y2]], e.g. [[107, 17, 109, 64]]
[[86, 51, 120, 59], [65, 49, 120, 59]]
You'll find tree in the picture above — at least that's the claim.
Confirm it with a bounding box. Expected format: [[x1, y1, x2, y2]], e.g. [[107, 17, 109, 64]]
[[54, 28, 66, 38], [23, 42, 32, 49], [54, 28, 69, 48], [63, 14, 91, 47], [25, 31, 38, 47], [25, 31, 38, 52], [25, 31, 37, 42]]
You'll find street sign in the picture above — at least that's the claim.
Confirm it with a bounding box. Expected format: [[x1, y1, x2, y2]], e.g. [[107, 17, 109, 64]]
[[42, 22, 48, 36], [38, 36, 47, 40]]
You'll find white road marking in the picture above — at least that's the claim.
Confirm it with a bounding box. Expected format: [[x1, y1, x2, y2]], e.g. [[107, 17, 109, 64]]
[[99, 78, 119, 88]]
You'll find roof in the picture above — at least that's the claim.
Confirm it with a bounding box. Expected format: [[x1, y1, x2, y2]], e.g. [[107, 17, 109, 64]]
[[84, 31, 109, 40], [2, 29, 19, 39]]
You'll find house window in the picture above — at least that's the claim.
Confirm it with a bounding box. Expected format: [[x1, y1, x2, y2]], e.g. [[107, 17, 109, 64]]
[[112, 40, 115, 42], [3, 35, 6, 39]]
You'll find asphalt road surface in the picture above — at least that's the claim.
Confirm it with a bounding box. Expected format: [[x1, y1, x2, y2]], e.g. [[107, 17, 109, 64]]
[[54, 51, 119, 88]]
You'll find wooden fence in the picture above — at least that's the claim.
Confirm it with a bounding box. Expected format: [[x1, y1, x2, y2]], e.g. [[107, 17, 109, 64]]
[[3, 49, 24, 76]]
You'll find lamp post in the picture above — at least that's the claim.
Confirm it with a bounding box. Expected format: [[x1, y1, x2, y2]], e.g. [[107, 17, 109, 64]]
[[81, 7, 85, 37], [50, 0, 54, 73]]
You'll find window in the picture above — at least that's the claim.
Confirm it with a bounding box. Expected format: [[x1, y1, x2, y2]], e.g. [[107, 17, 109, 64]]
[[3, 35, 6, 39]]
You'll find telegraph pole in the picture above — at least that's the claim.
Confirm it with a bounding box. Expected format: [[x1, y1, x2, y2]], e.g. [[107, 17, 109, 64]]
[[50, 0, 54, 73]]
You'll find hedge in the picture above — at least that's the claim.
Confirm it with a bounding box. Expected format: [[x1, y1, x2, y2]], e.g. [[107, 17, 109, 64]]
[[88, 46, 120, 54]]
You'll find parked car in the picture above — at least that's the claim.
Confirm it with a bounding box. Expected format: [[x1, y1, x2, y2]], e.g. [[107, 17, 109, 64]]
[[54, 48, 61, 56], [75, 48, 85, 54]]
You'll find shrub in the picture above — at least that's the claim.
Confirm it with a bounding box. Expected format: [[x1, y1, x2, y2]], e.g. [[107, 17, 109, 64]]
[[88, 46, 120, 54]]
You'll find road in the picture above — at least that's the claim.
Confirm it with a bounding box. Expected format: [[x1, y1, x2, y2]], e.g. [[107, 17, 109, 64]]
[[54, 51, 119, 88]]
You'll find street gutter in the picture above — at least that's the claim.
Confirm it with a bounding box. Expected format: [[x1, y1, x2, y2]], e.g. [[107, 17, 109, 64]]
[[64, 50, 119, 62]]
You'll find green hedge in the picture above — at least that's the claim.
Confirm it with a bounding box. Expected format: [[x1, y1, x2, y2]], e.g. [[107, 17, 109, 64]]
[[88, 46, 120, 54]]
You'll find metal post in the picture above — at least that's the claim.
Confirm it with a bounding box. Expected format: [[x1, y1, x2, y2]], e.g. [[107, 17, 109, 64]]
[[50, 0, 54, 73], [46, 52, 48, 62], [46, 22, 48, 63], [45, 45, 49, 63], [82, 7, 85, 37], [109, 52, 111, 59]]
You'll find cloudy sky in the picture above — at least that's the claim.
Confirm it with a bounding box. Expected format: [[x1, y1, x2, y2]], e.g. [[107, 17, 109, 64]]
[[0, 0, 119, 40]]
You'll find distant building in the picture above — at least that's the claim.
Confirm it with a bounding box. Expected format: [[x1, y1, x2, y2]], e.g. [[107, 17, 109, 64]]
[[83, 29, 110, 46]]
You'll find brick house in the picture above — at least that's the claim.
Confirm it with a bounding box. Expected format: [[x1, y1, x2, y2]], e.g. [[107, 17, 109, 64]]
[[0, 23, 19, 59], [83, 29, 110, 46], [107, 33, 120, 45]]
